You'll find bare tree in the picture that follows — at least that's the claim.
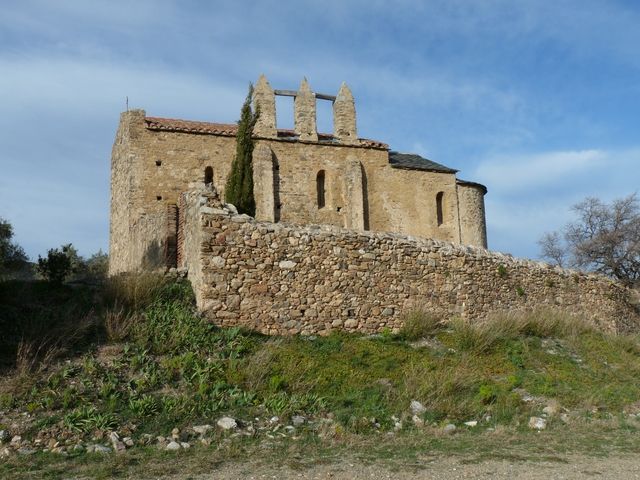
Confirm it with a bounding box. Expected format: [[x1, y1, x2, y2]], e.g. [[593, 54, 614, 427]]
[[538, 193, 640, 286], [538, 231, 566, 267]]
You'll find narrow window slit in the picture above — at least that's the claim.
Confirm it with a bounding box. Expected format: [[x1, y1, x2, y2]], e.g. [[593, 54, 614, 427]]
[[316, 170, 326, 209], [436, 192, 444, 226]]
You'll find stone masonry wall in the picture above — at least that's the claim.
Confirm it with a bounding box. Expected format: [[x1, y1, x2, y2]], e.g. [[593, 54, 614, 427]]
[[182, 189, 640, 336]]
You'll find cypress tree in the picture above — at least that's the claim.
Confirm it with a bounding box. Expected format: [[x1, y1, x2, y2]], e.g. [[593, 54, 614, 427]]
[[225, 84, 259, 216]]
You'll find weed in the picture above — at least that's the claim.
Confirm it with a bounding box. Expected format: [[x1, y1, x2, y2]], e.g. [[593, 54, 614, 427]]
[[63, 406, 118, 432], [398, 309, 442, 340], [497, 264, 508, 278], [104, 307, 137, 342], [129, 394, 160, 417], [102, 273, 167, 313]]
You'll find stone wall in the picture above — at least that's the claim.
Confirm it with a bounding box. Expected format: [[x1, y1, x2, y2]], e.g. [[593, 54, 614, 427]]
[[181, 189, 640, 335]]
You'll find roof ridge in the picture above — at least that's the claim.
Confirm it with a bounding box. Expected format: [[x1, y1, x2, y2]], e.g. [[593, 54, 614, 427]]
[[143, 116, 388, 149]]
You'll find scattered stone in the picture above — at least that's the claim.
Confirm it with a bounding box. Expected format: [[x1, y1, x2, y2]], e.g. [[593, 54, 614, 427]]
[[0, 447, 11, 458], [291, 415, 306, 427], [171, 427, 180, 439], [180, 442, 190, 449], [109, 432, 126, 452], [10, 435, 22, 445], [560, 413, 570, 423], [17, 447, 36, 456], [528, 416, 547, 430], [543, 402, 560, 416], [412, 415, 424, 427], [0, 430, 9, 443], [166, 441, 181, 451], [140, 434, 154, 445], [375, 378, 393, 389], [73, 444, 85, 452], [278, 260, 297, 270], [217, 416, 238, 430], [464, 420, 478, 427], [443, 424, 456, 434], [192, 424, 213, 435], [93, 444, 112, 454], [123, 437, 134, 447], [410, 400, 426, 415], [269, 416, 280, 424]]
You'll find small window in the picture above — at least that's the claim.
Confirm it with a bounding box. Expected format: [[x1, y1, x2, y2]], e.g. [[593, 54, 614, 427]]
[[155, 160, 162, 166], [316, 170, 326, 209], [204, 166, 214, 185], [436, 192, 444, 226], [156, 195, 163, 201]]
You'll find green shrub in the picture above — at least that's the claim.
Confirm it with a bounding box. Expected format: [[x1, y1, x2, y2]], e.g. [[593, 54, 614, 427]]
[[36, 247, 72, 284]]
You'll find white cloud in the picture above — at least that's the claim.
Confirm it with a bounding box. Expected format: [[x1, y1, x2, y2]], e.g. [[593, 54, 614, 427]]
[[474, 149, 605, 194]]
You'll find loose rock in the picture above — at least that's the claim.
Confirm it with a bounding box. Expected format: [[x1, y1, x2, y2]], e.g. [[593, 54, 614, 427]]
[[193, 424, 213, 435], [443, 424, 456, 434], [217, 416, 238, 430], [291, 415, 306, 427], [166, 441, 181, 451], [410, 400, 426, 415], [528, 416, 547, 430], [412, 415, 424, 427]]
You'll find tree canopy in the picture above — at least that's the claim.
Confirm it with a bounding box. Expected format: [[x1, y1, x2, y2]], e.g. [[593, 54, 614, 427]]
[[539, 193, 640, 286], [0, 217, 28, 278]]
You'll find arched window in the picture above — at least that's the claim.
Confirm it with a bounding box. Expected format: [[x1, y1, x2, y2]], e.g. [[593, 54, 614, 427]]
[[316, 170, 326, 209], [436, 192, 444, 226], [204, 166, 213, 185]]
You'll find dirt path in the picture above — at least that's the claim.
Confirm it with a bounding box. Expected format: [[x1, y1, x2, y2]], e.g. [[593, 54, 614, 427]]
[[179, 455, 640, 480]]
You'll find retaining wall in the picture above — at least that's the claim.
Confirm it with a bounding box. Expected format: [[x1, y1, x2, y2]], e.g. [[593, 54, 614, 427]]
[[180, 188, 640, 335]]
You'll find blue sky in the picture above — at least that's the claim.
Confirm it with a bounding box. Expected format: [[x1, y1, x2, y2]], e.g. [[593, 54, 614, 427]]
[[1, 0, 639, 260]]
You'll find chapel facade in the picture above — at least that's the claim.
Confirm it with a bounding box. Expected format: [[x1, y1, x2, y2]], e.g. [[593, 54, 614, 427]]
[[109, 75, 487, 274]]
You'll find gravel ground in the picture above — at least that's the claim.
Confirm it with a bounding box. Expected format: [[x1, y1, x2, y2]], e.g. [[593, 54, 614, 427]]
[[178, 455, 640, 480]]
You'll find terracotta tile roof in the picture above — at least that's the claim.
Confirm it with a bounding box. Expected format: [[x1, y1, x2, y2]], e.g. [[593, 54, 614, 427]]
[[144, 116, 387, 149], [145, 117, 237, 136]]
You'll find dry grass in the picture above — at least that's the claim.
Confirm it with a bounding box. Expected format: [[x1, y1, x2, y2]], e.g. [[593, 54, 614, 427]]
[[103, 272, 166, 313], [104, 307, 138, 342], [399, 308, 443, 340], [15, 310, 99, 374], [448, 308, 595, 354]]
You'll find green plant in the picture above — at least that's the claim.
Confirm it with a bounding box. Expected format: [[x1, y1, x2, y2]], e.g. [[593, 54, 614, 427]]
[[129, 394, 160, 417], [476, 383, 499, 405], [63, 406, 118, 432], [225, 84, 259, 216], [497, 264, 508, 278], [515, 286, 525, 297]]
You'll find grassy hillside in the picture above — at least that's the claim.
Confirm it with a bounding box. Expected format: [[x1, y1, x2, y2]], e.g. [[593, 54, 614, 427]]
[[1, 275, 640, 478]]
